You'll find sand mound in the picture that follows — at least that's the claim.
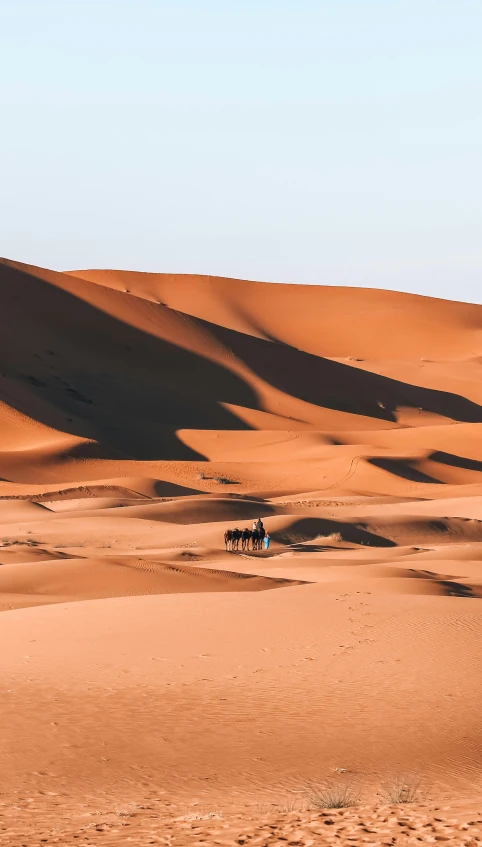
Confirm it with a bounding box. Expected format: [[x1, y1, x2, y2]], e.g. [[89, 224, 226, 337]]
[[0, 556, 303, 611]]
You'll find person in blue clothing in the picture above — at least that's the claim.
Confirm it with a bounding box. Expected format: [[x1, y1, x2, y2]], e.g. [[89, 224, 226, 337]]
[[263, 532, 270, 550]]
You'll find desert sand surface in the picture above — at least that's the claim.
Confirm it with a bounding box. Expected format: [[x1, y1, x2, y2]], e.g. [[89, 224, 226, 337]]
[[1, 257, 482, 844]]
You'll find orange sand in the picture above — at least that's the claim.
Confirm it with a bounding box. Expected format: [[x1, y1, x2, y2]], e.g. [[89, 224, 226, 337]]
[[0, 257, 481, 844]]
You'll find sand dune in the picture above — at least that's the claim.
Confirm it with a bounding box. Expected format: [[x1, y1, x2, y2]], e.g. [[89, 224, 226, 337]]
[[0, 556, 302, 611], [69, 266, 482, 360], [1, 257, 482, 842]]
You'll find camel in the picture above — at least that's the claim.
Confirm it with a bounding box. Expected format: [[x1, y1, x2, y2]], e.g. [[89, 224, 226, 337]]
[[231, 528, 242, 551], [251, 528, 265, 550], [241, 528, 252, 550], [224, 529, 233, 551]]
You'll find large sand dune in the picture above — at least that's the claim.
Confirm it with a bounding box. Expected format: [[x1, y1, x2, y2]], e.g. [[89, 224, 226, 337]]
[[1, 257, 482, 844]]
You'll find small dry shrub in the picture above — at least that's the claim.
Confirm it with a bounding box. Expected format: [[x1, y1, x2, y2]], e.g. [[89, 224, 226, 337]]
[[380, 775, 421, 804], [277, 795, 303, 813], [0, 538, 41, 547], [305, 780, 359, 809], [114, 801, 139, 817], [325, 532, 342, 543]]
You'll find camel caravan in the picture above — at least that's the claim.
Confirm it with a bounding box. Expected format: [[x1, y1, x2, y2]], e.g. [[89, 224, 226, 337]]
[[224, 518, 271, 552]]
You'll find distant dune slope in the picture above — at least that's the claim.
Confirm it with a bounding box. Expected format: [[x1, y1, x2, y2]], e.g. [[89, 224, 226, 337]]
[[0, 257, 481, 475], [68, 267, 482, 360]]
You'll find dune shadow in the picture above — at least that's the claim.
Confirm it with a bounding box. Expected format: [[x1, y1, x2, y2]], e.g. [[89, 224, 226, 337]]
[[429, 451, 482, 473], [207, 322, 482, 424], [271, 517, 396, 548], [0, 264, 260, 460], [152, 481, 206, 497], [283, 542, 356, 552], [368, 458, 442, 484], [436, 579, 481, 598]]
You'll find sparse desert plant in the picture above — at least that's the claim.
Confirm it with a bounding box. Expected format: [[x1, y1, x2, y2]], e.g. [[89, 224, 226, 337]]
[[0, 538, 41, 547], [305, 780, 359, 809], [276, 795, 304, 813], [380, 774, 421, 804], [325, 532, 342, 543], [114, 801, 139, 817]]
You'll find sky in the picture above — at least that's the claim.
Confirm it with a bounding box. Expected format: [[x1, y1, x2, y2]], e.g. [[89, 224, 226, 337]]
[[1, 0, 481, 303]]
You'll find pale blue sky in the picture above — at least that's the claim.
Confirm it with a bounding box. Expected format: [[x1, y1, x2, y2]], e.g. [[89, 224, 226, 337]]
[[1, 1, 481, 302]]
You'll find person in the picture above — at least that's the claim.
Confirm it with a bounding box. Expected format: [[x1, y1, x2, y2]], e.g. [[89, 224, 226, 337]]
[[256, 517, 264, 532], [263, 532, 270, 550], [252, 520, 257, 532]]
